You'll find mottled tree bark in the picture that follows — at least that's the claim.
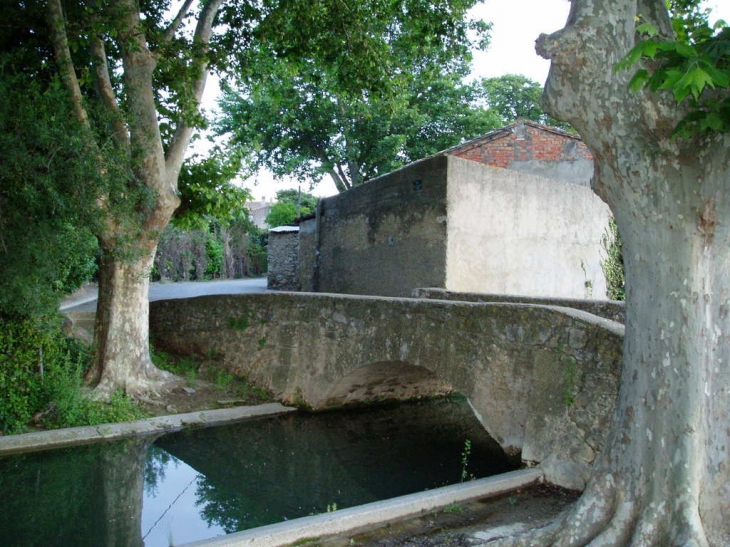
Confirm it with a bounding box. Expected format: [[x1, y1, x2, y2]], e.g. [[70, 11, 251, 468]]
[[48, 0, 223, 398], [490, 1, 729, 546]]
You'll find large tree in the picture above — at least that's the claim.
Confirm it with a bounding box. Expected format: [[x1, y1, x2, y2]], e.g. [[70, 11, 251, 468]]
[[44, 0, 224, 397], [216, 0, 498, 192], [35, 0, 490, 398], [491, 1, 729, 546]]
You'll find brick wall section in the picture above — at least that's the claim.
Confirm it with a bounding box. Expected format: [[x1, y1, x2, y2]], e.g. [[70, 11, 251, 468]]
[[449, 123, 593, 168]]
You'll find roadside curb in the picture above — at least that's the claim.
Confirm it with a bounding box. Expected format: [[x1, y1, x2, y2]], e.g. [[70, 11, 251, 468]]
[[0, 403, 296, 455], [179, 468, 543, 547]]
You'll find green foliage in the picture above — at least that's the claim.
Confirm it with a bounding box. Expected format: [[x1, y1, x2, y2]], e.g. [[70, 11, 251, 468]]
[[246, 226, 269, 276], [216, 0, 498, 191], [154, 217, 263, 281], [174, 151, 252, 231], [601, 218, 626, 301], [265, 202, 298, 228], [460, 439, 474, 482], [615, 4, 729, 136], [264, 189, 318, 227], [275, 189, 318, 214], [0, 66, 101, 316], [479, 74, 571, 130], [0, 315, 144, 434], [204, 237, 224, 279]]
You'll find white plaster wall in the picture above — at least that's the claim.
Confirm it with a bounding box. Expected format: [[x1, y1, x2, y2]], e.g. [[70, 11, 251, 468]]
[[445, 156, 612, 299]]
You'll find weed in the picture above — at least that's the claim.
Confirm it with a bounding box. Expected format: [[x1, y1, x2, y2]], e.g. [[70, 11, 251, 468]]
[[258, 337, 267, 349], [563, 357, 577, 408], [460, 439, 475, 482], [326, 502, 338, 513], [443, 503, 463, 514], [228, 316, 250, 330]]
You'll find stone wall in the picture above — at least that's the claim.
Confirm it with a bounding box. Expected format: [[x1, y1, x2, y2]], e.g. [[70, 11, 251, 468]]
[[445, 157, 612, 299], [267, 227, 299, 290], [297, 217, 317, 292], [150, 293, 624, 490], [315, 155, 449, 296]]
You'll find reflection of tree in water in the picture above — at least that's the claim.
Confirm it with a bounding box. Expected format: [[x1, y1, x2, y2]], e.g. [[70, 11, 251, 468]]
[[196, 478, 254, 533], [161, 396, 515, 534], [0, 437, 152, 547], [144, 443, 176, 496]]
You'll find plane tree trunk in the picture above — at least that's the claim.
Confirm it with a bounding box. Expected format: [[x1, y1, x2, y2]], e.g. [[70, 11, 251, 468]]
[[491, 1, 729, 545], [47, 0, 223, 398]]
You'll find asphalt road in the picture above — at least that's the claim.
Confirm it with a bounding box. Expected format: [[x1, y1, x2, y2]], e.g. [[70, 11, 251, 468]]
[[61, 277, 268, 312]]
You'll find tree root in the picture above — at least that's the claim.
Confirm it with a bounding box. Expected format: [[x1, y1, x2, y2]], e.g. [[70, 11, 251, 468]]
[[483, 473, 712, 547], [88, 360, 184, 402]]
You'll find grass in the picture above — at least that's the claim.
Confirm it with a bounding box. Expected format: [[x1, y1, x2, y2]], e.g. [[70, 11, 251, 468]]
[[151, 347, 273, 404]]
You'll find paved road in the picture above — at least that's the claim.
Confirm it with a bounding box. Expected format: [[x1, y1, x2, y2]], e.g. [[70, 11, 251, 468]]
[[61, 277, 268, 312]]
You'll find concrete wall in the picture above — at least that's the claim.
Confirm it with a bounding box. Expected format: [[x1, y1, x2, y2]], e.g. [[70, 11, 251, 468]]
[[445, 157, 612, 299], [150, 293, 624, 490], [315, 156, 449, 297], [267, 228, 300, 291]]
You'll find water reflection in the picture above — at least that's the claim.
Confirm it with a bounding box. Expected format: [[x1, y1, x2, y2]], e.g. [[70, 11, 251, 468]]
[[0, 396, 516, 547]]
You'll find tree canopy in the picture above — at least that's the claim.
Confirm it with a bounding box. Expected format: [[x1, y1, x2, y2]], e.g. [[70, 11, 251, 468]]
[[216, 0, 500, 192], [264, 189, 318, 227]]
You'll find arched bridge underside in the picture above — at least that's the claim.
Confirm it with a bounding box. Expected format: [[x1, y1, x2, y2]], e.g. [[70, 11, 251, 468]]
[[150, 292, 624, 490]]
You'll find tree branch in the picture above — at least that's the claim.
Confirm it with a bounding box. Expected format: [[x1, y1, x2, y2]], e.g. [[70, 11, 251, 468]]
[[46, 0, 90, 129], [165, 0, 224, 182], [90, 36, 130, 150], [335, 162, 352, 191], [163, 0, 195, 43]]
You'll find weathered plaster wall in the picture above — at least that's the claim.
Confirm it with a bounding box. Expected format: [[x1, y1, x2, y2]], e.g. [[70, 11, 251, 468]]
[[150, 293, 623, 490], [314, 156, 449, 297], [412, 288, 626, 324], [445, 157, 612, 300], [267, 229, 300, 291]]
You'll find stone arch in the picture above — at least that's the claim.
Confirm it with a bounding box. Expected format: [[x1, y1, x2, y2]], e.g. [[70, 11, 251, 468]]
[[320, 361, 454, 409]]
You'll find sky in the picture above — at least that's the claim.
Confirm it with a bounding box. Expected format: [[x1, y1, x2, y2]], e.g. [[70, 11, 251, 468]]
[[222, 0, 730, 201]]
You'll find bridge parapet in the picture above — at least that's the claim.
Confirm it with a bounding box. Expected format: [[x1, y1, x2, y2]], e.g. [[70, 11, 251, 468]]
[[150, 292, 623, 490], [412, 288, 626, 323]]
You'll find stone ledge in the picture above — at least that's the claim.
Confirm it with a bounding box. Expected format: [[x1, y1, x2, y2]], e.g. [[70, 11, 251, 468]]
[[179, 468, 544, 547], [0, 403, 296, 456]]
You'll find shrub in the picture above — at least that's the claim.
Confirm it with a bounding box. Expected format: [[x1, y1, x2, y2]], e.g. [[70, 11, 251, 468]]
[[601, 217, 626, 301], [0, 314, 145, 433]]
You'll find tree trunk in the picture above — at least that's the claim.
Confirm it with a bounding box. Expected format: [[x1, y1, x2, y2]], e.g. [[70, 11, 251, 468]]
[[86, 240, 178, 397], [491, 1, 730, 545]]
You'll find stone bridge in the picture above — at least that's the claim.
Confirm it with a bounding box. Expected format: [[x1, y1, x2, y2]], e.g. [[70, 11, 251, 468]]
[[149, 292, 624, 489]]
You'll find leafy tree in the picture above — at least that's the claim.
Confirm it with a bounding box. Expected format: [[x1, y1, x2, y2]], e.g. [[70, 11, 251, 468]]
[[274, 189, 318, 214], [216, 0, 498, 192], [174, 150, 252, 231], [491, 1, 730, 544], [264, 203, 298, 228], [11, 0, 481, 399], [479, 74, 570, 129], [264, 188, 318, 227], [0, 62, 101, 317]]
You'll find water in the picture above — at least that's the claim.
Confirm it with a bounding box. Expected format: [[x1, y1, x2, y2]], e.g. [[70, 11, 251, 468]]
[[0, 396, 516, 547]]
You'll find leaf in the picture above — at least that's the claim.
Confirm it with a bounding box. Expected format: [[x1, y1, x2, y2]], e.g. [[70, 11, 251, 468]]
[[628, 69, 650, 92]]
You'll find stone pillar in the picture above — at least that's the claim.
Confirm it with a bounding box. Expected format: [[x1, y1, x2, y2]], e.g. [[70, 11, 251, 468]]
[[267, 226, 300, 290]]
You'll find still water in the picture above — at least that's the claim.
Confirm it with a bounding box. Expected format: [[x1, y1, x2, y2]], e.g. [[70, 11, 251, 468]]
[[0, 396, 516, 547]]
